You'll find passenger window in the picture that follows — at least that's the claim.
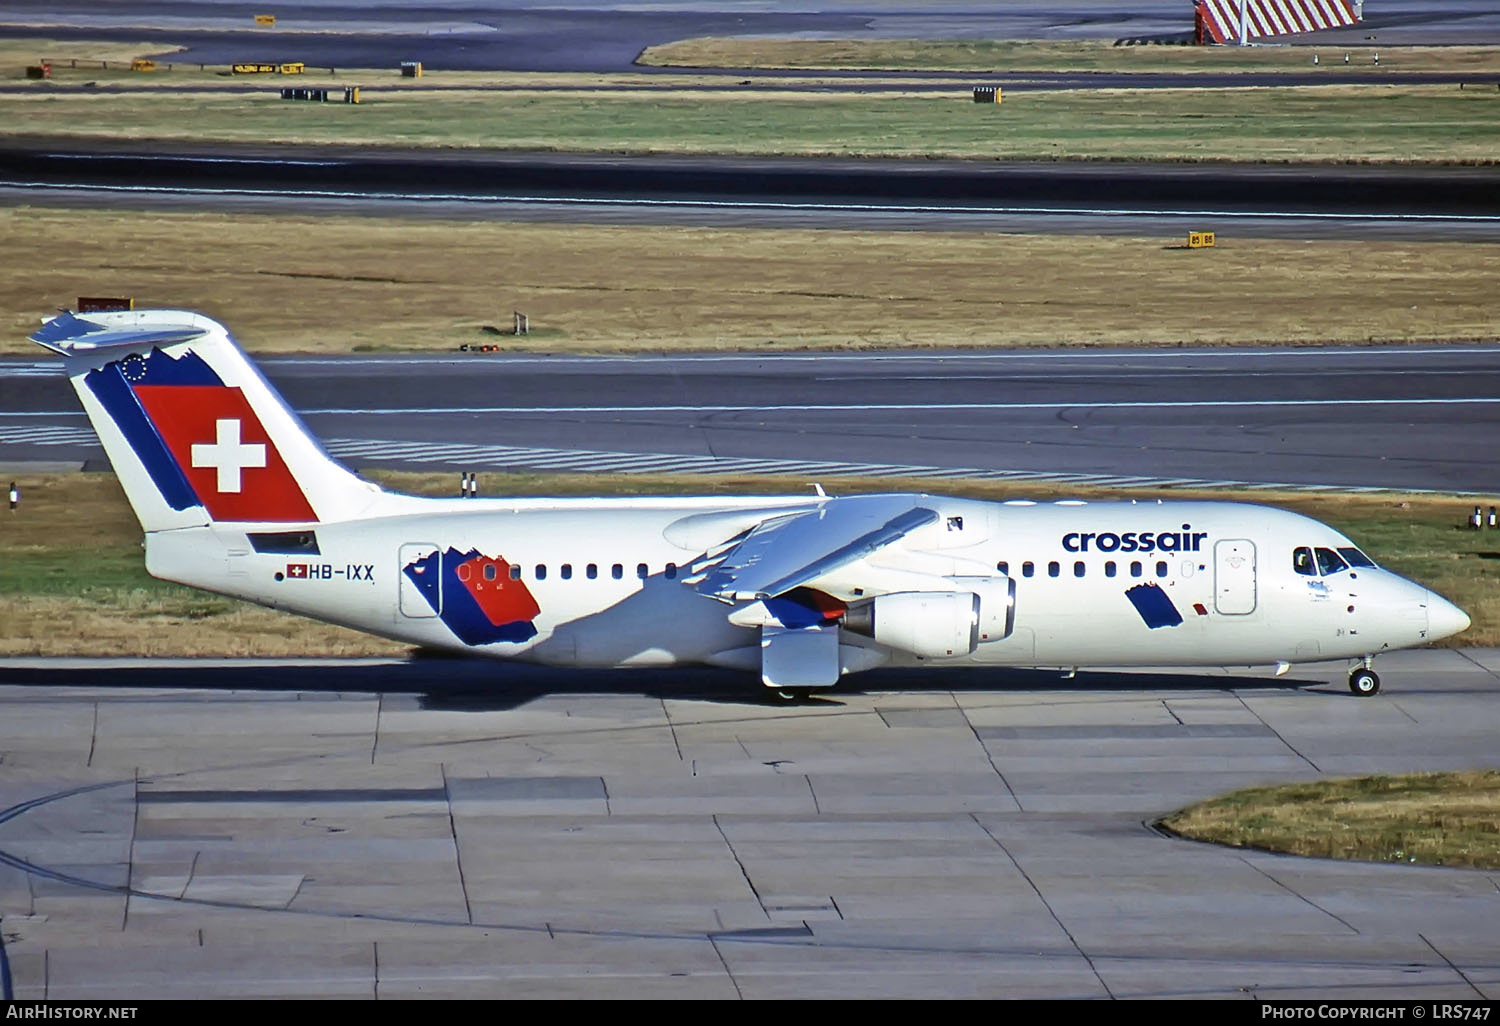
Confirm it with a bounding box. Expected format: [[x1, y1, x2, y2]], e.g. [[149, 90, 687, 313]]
[[1047, 561, 1060, 578], [483, 564, 496, 581], [508, 564, 521, 580], [1074, 561, 1085, 578], [1022, 562, 1034, 578], [1104, 561, 1117, 578], [665, 563, 677, 580], [1337, 546, 1376, 569], [1293, 547, 1316, 576], [1315, 547, 1349, 575], [997, 561, 1008, 575], [561, 563, 572, 580], [637, 562, 649, 579], [1155, 561, 1168, 578], [612, 564, 623, 580], [586, 563, 598, 580], [1130, 561, 1143, 578], [535, 564, 547, 581]]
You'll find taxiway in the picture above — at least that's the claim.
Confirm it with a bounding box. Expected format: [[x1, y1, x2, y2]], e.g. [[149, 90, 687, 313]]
[[1, 651, 1497, 998]]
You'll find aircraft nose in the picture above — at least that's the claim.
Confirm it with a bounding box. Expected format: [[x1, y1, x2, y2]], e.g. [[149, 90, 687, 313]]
[[1427, 591, 1471, 641]]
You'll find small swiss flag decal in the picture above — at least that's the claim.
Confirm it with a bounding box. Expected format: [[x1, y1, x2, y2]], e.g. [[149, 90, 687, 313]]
[[134, 385, 316, 522]]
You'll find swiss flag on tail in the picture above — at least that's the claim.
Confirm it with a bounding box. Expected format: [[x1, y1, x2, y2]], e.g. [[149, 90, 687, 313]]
[[133, 385, 316, 522]]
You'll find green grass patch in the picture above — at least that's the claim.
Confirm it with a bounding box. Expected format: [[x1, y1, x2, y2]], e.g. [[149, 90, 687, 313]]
[[1162, 771, 1500, 868]]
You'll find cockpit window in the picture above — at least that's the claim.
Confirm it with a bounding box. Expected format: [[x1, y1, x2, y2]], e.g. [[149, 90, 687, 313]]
[[1337, 546, 1376, 568], [1293, 546, 1316, 576], [1315, 547, 1349, 575]]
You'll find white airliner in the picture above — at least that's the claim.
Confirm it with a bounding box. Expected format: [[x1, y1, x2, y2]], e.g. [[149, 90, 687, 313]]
[[34, 308, 1470, 699]]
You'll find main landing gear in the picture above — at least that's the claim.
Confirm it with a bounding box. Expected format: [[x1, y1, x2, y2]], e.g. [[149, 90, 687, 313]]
[[1348, 663, 1381, 697], [776, 688, 812, 702]]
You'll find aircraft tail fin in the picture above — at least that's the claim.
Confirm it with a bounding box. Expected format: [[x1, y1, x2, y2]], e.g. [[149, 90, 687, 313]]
[[33, 309, 399, 532]]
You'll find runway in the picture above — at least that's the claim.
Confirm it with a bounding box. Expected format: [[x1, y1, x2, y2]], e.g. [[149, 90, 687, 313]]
[[6, 142, 1498, 241], [4, 346, 1498, 493], [5, 0, 1500, 72], [1, 650, 1497, 998]]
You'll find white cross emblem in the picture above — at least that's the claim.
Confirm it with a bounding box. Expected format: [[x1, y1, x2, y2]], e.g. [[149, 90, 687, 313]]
[[191, 418, 267, 493]]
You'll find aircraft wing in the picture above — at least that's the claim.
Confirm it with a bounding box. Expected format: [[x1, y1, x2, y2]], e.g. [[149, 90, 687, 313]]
[[690, 494, 938, 602]]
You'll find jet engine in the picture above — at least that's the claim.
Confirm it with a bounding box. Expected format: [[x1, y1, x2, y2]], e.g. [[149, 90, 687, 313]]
[[844, 579, 1014, 658]]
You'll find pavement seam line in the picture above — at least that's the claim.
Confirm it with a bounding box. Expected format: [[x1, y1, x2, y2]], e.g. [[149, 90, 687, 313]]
[[183, 850, 200, 902], [713, 815, 767, 919], [962, 705, 1023, 812], [1420, 933, 1486, 999], [1456, 649, 1500, 681], [371, 693, 382, 765], [441, 763, 474, 926], [122, 770, 140, 933], [661, 697, 684, 762], [1235, 692, 1322, 773], [1238, 857, 1359, 935], [708, 936, 744, 1000], [969, 812, 1114, 999]]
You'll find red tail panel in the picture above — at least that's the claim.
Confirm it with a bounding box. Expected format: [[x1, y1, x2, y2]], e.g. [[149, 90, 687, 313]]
[[133, 385, 317, 522]]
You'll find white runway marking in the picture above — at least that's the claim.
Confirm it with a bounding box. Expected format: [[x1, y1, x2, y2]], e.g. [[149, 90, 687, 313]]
[[248, 345, 1500, 369], [7, 179, 1500, 225], [310, 397, 1500, 415], [317, 436, 1395, 493], [0, 425, 95, 445]]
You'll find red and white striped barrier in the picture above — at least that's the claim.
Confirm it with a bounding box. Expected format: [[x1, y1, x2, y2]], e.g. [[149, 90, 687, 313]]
[[1194, 0, 1361, 44]]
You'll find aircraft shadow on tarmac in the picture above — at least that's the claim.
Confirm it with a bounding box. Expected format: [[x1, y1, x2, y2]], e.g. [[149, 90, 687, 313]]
[[0, 659, 1328, 713]]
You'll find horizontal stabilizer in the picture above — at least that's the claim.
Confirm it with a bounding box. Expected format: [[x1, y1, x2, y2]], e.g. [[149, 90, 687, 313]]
[[31, 310, 205, 354]]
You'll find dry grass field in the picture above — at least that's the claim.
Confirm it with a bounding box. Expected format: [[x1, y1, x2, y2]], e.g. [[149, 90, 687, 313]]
[[3, 207, 1498, 356], [640, 38, 1500, 76], [1163, 771, 1500, 868], [0, 470, 1492, 657]]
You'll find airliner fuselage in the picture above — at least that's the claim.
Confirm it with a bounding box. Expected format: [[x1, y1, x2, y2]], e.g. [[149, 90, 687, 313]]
[[145, 494, 1464, 678]]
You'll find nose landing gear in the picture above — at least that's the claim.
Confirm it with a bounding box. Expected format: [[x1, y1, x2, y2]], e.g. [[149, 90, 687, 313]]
[[1348, 663, 1381, 697]]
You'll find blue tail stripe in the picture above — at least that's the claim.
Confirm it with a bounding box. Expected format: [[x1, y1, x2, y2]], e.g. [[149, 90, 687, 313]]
[[84, 362, 200, 512]]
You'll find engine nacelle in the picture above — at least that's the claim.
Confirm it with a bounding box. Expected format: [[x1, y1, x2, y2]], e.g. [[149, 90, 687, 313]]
[[844, 591, 981, 658], [953, 575, 1016, 644]]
